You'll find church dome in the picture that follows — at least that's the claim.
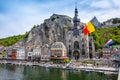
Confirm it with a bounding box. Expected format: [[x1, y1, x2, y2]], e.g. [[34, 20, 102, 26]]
[[51, 42, 66, 50], [73, 16, 80, 22]]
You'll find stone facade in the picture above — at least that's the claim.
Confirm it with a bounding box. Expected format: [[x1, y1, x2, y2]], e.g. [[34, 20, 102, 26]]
[[41, 44, 50, 61], [65, 7, 94, 60]]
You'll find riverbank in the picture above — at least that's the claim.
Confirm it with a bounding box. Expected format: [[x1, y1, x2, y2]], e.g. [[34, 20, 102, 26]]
[[0, 60, 119, 75]]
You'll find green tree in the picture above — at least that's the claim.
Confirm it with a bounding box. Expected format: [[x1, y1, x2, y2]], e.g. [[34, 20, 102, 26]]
[[0, 32, 29, 46], [90, 26, 120, 51]]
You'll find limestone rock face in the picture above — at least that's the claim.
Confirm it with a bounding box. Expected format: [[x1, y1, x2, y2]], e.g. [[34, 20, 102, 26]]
[[18, 14, 84, 47], [101, 18, 120, 28]]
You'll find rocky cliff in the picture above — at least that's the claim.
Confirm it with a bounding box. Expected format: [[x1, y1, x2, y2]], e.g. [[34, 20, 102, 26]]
[[101, 18, 120, 28], [17, 14, 84, 48], [11, 15, 120, 48]]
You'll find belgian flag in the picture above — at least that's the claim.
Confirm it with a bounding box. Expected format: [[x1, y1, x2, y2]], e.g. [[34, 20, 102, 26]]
[[83, 16, 101, 35]]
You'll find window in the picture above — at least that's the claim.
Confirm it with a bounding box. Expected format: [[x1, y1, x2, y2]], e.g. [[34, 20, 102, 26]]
[[74, 41, 79, 49]]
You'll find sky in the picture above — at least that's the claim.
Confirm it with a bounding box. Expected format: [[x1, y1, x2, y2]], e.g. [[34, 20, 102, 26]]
[[0, 0, 120, 38]]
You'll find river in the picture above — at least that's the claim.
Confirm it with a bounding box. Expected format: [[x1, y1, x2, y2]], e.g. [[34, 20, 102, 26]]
[[0, 64, 118, 80]]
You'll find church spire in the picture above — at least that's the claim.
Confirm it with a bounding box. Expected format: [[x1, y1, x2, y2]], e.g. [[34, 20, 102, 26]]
[[73, 2, 80, 23], [75, 2, 77, 9], [73, 2, 80, 36], [75, 2, 78, 17]]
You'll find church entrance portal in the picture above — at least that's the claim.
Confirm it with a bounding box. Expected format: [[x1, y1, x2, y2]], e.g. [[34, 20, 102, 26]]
[[73, 50, 80, 60]]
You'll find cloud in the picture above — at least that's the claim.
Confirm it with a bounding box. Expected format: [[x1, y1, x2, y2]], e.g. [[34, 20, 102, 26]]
[[0, 0, 120, 38], [90, 0, 111, 9], [0, 1, 52, 38], [0, 0, 76, 38], [75, 0, 120, 22], [112, 0, 120, 8]]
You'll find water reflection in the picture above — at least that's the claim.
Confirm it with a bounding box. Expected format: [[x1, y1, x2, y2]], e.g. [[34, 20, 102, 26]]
[[0, 64, 118, 80], [0, 64, 24, 80]]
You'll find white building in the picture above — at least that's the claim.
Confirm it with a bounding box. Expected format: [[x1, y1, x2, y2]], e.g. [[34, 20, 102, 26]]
[[16, 48, 26, 60], [27, 52, 33, 60], [32, 47, 41, 60]]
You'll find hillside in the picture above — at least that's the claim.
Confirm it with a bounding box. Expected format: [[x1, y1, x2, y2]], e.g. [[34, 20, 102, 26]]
[[0, 32, 29, 46], [101, 18, 120, 28], [90, 25, 120, 49]]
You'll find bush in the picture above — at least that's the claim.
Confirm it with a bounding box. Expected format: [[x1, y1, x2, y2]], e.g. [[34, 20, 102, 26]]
[[50, 59, 70, 63], [57, 16, 59, 19], [83, 61, 93, 64], [51, 17, 56, 21]]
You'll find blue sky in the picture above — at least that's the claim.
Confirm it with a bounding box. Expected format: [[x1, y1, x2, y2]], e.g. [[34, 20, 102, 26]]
[[0, 0, 120, 38]]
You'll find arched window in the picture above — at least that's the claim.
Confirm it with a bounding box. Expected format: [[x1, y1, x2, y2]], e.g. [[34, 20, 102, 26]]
[[69, 45, 71, 49], [74, 41, 79, 49], [82, 39, 84, 42], [82, 44, 84, 48]]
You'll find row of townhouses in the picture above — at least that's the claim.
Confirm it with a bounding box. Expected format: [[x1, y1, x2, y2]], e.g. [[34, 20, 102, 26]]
[[0, 42, 68, 61], [102, 45, 120, 59]]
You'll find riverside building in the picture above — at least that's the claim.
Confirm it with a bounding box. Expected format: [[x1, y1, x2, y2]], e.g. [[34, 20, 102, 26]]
[[50, 42, 68, 60], [16, 47, 26, 60]]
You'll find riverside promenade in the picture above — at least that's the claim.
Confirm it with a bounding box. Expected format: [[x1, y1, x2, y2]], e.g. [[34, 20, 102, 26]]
[[0, 59, 119, 75], [67, 64, 118, 74]]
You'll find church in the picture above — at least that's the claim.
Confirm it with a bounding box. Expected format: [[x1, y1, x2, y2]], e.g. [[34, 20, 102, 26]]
[[65, 6, 95, 60]]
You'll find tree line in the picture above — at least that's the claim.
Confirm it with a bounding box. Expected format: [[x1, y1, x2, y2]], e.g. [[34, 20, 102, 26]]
[[90, 25, 120, 50], [0, 32, 29, 46]]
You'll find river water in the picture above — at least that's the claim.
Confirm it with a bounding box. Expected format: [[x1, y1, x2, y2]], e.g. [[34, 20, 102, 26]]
[[0, 64, 118, 80]]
